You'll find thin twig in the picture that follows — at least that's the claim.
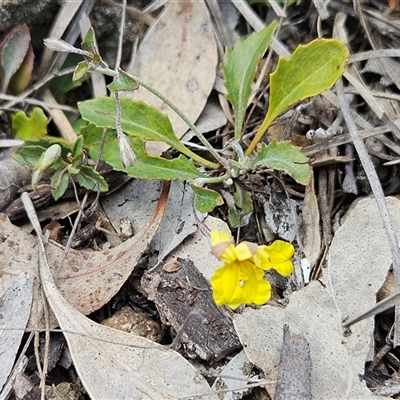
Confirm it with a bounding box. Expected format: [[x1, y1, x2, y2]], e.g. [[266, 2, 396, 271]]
[[0, 66, 76, 114]]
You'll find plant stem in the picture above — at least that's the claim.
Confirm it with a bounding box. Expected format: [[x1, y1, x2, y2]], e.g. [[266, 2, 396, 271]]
[[195, 172, 232, 185], [123, 72, 226, 167]]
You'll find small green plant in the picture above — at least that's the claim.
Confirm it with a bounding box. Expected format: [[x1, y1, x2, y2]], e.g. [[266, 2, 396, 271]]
[[13, 22, 348, 213]]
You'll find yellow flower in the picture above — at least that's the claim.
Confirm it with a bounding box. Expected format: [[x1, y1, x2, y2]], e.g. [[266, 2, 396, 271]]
[[253, 240, 295, 276], [209, 231, 295, 309], [210, 260, 271, 310], [210, 230, 257, 263]]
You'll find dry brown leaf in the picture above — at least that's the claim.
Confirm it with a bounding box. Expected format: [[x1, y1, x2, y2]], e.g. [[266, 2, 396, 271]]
[[0, 273, 33, 392], [0, 182, 170, 327], [125, 0, 218, 155], [22, 192, 216, 400]]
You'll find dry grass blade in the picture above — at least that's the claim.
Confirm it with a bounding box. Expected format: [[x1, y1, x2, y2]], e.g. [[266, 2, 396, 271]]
[[21, 192, 216, 400]]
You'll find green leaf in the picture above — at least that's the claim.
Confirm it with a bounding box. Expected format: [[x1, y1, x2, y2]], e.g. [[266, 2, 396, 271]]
[[31, 144, 62, 190], [79, 97, 201, 162], [222, 22, 277, 139], [0, 24, 30, 92], [83, 125, 204, 180], [190, 185, 223, 213], [228, 189, 253, 228], [247, 38, 348, 154], [81, 27, 97, 55], [13, 144, 47, 167], [12, 107, 48, 140], [13, 138, 72, 168], [252, 141, 311, 185], [51, 170, 69, 200], [73, 60, 89, 81], [107, 69, 138, 91], [75, 166, 108, 192], [71, 135, 84, 166]]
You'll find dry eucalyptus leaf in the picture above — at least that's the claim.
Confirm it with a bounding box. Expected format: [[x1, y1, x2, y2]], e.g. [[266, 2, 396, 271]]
[[234, 197, 400, 400], [125, 0, 218, 155], [102, 180, 203, 264], [27, 206, 216, 399], [0, 183, 169, 327], [0, 272, 33, 392]]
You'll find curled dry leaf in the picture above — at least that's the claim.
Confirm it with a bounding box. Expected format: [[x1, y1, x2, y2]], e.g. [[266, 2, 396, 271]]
[[0, 182, 170, 328]]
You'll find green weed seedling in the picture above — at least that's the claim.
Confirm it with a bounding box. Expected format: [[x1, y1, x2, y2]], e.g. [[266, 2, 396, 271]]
[[14, 23, 348, 213]]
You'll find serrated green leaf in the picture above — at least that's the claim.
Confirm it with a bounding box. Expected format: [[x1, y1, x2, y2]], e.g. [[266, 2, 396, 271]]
[[246, 38, 348, 155], [107, 69, 138, 91], [79, 97, 204, 163], [75, 165, 108, 192], [83, 125, 204, 180], [190, 185, 223, 213], [12, 107, 48, 140], [252, 141, 311, 185], [222, 22, 277, 139], [51, 170, 69, 200], [68, 167, 80, 175]]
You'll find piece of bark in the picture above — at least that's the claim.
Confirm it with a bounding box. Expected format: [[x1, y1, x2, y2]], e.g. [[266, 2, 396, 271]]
[[141, 258, 241, 361], [274, 324, 312, 400]]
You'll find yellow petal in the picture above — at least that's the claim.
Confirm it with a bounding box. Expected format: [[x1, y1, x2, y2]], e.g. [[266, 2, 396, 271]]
[[266, 240, 295, 276], [210, 230, 238, 263], [210, 262, 246, 309], [271, 260, 294, 276], [210, 230, 231, 246], [267, 240, 295, 260], [235, 241, 257, 261], [241, 260, 271, 306], [210, 260, 271, 309], [253, 241, 294, 276], [252, 245, 271, 269]]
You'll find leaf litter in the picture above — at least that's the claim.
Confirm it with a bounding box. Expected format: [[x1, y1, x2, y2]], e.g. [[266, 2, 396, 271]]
[[21, 192, 217, 400], [0, 182, 169, 328], [234, 197, 400, 399]]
